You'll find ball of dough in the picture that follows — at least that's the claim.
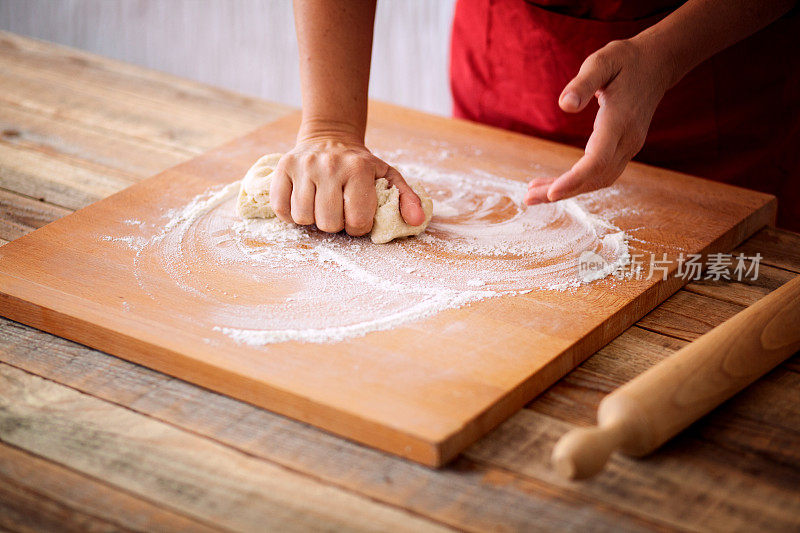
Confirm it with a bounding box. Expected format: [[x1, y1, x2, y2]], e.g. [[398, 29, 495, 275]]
[[236, 153, 434, 244], [370, 178, 433, 244], [236, 153, 282, 219]]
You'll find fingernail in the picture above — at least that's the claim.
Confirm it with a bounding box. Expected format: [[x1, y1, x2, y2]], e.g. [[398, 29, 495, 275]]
[[562, 92, 580, 109]]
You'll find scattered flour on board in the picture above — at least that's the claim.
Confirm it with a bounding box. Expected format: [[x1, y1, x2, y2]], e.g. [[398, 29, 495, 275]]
[[117, 164, 630, 345]]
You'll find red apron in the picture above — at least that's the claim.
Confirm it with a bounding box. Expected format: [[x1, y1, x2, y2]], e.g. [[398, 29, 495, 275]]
[[450, 0, 800, 230]]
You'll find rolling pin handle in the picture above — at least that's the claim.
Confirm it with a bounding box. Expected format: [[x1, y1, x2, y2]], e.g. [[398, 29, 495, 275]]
[[551, 419, 628, 480]]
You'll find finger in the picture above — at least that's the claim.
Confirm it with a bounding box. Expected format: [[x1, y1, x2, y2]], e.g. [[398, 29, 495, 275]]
[[343, 177, 377, 236], [314, 182, 345, 233], [560, 47, 621, 113], [382, 166, 426, 226], [527, 176, 555, 189], [290, 180, 316, 226], [269, 168, 294, 223], [524, 183, 552, 205], [547, 107, 624, 201]]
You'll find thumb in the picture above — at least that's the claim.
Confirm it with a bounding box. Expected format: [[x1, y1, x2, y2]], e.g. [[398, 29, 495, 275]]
[[560, 47, 620, 113], [382, 166, 426, 226]]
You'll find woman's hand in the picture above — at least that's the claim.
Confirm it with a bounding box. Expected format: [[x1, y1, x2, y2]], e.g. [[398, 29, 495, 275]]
[[269, 134, 426, 236], [525, 38, 673, 205]]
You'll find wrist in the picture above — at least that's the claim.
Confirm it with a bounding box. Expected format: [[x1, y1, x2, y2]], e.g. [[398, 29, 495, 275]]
[[297, 116, 365, 145], [629, 32, 683, 93]]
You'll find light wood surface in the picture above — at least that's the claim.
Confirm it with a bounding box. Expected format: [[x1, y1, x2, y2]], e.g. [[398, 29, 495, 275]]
[[0, 101, 775, 466], [553, 275, 800, 479], [0, 32, 798, 531]]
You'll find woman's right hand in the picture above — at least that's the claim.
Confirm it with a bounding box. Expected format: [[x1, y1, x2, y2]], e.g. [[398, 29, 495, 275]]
[[269, 134, 425, 236]]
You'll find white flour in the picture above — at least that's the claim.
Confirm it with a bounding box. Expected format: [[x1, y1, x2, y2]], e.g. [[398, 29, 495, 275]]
[[126, 164, 630, 345]]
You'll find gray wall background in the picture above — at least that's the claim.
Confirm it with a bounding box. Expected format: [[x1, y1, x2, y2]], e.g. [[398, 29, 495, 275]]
[[0, 0, 457, 115]]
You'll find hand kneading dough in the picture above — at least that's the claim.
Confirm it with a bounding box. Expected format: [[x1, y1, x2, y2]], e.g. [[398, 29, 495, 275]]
[[237, 153, 434, 244]]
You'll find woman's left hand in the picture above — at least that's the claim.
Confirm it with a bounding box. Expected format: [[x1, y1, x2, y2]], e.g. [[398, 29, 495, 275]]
[[525, 38, 673, 205]]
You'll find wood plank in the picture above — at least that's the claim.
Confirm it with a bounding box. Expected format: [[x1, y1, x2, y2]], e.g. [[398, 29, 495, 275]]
[[0, 362, 455, 533], [0, 35, 292, 154], [0, 141, 134, 210], [0, 481, 130, 533], [0, 188, 72, 242], [0, 442, 219, 533], [0, 317, 669, 532], [0, 66, 213, 155], [0, 105, 777, 466], [685, 263, 796, 307], [0, 101, 191, 180], [735, 227, 800, 274], [0, 31, 291, 130], [526, 326, 688, 425], [637, 291, 746, 341]]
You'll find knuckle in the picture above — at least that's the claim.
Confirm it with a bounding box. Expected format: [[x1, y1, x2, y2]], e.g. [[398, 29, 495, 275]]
[[343, 152, 362, 165], [605, 39, 634, 58], [317, 153, 336, 173], [344, 156, 372, 176], [281, 152, 298, 166], [300, 152, 318, 169], [588, 50, 610, 71]]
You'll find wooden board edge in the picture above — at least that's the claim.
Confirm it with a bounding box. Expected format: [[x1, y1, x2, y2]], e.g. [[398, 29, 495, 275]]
[[0, 290, 445, 468]]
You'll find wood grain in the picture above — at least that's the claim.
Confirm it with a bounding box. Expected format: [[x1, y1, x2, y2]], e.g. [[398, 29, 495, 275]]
[[637, 291, 745, 341], [0, 104, 777, 466], [0, 101, 190, 179], [0, 442, 218, 533], [0, 141, 135, 210], [0, 362, 453, 533], [686, 263, 796, 307], [736, 227, 800, 274], [0, 187, 71, 241], [0, 31, 291, 154]]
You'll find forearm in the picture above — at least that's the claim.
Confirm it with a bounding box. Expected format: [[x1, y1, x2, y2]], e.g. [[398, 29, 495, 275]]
[[293, 0, 376, 143], [632, 0, 795, 89]]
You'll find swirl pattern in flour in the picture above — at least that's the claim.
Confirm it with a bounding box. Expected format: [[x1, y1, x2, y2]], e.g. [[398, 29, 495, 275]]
[[134, 164, 629, 345]]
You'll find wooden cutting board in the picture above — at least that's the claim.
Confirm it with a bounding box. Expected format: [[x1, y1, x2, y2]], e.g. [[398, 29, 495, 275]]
[[0, 102, 775, 466]]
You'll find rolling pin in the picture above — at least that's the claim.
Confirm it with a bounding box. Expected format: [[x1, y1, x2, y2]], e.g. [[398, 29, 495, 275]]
[[552, 275, 800, 480]]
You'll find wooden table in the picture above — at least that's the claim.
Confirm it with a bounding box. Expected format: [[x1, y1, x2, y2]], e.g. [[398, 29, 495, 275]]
[[0, 32, 798, 532]]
